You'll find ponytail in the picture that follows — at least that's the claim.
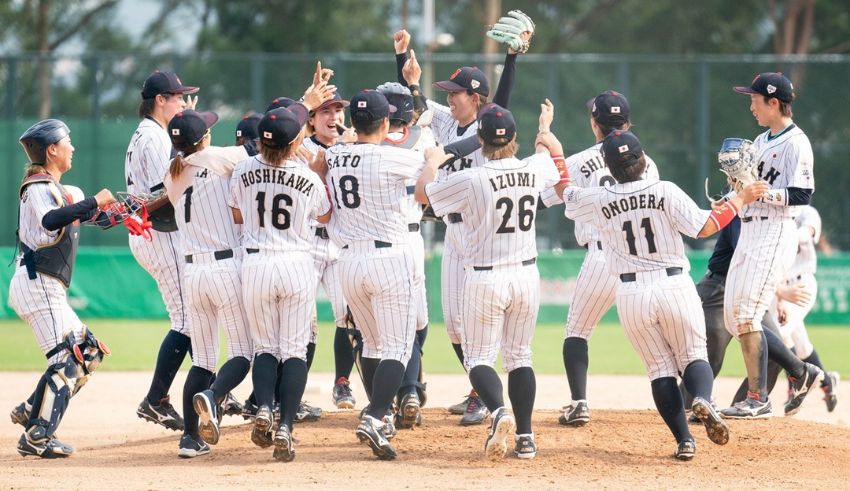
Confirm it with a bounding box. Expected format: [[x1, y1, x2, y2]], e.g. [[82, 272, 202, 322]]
[[23, 163, 47, 182], [169, 153, 187, 179]]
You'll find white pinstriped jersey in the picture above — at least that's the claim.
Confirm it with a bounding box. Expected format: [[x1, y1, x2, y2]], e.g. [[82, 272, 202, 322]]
[[426, 153, 560, 267], [540, 143, 659, 246], [744, 123, 814, 219], [229, 155, 330, 253], [563, 180, 710, 274], [325, 143, 424, 245], [17, 183, 71, 251], [125, 118, 172, 193], [789, 204, 821, 277], [386, 126, 437, 223], [427, 100, 486, 172], [167, 146, 248, 255]]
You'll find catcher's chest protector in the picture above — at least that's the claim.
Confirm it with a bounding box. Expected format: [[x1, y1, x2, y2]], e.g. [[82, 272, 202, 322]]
[[18, 173, 80, 288]]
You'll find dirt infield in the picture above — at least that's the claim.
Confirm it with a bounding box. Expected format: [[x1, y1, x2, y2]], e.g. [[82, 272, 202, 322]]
[[2, 372, 849, 490]]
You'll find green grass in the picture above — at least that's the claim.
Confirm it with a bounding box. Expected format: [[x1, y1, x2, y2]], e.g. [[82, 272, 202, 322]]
[[1, 319, 847, 378]]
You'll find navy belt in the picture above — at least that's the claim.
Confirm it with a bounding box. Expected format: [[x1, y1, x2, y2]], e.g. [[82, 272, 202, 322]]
[[408, 223, 420, 232], [185, 249, 233, 263], [342, 241, 392, 249], [620, 267, 682, 283], [583, 241, 602, 250], [246, 248, 259, 254], [447, 213, 463, 224], [473, 257, 536, 271], [741, 216, 768, 223], [315, 227, 330, 240]]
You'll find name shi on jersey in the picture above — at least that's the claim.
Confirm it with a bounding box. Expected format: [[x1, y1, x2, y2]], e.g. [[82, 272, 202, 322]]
[[238, 167, 316, 196]]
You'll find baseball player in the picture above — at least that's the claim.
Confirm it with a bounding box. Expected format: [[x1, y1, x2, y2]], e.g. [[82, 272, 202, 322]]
[[300, 91, 359, 411], [235, 112, 262, 148], [393, 18, 531, 424], [161, 110, 254, 458], [9, 119, 120, 458], [773, 205, 839, 411], [721, 72, 819, 419], [376, 81, 435, 429], [319, 89, 426, 460], [229, 89, 334, 462], [127, 70, 199, 431], [538, 90, 660, 427], [415, 102, 567, 460], [562, 129, 766, 460]]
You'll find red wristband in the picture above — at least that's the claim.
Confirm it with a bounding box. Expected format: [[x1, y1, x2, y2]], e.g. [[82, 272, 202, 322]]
[[552, 155, 569, 182], [708, 201, 739, 230]]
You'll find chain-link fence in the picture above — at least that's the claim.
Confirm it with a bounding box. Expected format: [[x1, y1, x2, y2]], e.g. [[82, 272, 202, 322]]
[[2, 52, 848, 249]]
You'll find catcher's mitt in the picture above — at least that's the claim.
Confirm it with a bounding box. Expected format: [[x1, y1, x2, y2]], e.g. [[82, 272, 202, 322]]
[[122, 189, 175, 232], [717, 138, 758, 193], [486, 10, 535, 54], [115, 192, 157, 239]]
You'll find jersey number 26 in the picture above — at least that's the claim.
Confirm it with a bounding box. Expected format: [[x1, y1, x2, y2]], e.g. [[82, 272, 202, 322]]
[[496, 195, 535, 234]]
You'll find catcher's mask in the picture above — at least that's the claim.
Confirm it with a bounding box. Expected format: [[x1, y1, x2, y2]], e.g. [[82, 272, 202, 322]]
[[717, 138, 756, 173]]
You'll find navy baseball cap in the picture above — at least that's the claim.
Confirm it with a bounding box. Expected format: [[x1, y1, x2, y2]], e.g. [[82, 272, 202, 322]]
[[314, 93, 350, 112], [235, 112, 262, 140], [266, 96, 298, 113], [258, 106, 309, 149], [376, 82, 414, 124], [141, 71, 199, 99], [588, 90, 630, 127], [349, 90, 397, 124], [733, 72, 795, 103], [477, 103, 516, 146], [601, 130, 643, 169], [434, 66, 490, 97], [168, 110, 219, 148]]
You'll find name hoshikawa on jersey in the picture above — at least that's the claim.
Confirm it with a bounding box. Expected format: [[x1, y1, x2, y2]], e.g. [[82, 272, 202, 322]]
[[601, 194, 665, 219], [239, 168, 316, 196], [489, 172, 535, 191]]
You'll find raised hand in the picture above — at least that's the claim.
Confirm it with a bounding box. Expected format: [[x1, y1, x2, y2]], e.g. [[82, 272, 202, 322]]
[[394, 29, 411, 54], [402, 49, 422, 85]]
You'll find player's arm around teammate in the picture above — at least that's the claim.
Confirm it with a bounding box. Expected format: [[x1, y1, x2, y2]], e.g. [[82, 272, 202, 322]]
[[9, 120, 117, 458], [161, 109, 255, 458], [228, 89, 334, 462], [416, 103, 565, 460], [557, 129, 766, 460]]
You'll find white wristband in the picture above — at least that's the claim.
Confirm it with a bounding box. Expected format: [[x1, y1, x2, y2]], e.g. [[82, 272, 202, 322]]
[[758, 188, 788, 206]]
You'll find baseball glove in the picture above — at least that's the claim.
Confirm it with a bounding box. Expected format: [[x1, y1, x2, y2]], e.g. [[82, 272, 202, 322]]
[[486, 10, 535, 54], [115, 192, 157, 239], [717, 138, 758, 193]]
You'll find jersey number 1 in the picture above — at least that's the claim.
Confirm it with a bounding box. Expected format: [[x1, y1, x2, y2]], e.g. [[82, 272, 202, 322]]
[[622, 218, 657, 255]]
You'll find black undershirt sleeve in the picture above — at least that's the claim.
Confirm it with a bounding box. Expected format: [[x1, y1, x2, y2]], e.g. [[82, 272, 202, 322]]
[[41, 196, 99, 231], [787, 187, 813, 206], [492, 53, 517, 108]]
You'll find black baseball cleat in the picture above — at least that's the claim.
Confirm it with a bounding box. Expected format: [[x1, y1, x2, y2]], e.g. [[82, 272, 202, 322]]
[[823, 372, 840, 413], [242, 399, 258, 420], [294, 401, 322, 423], [674, 440, 696, 461], [356, 415, 397, 460], [396, 391, 422, 429], [17, 434, 74, 459], [514, 434, 537, 459], [785, 363, 824, 416], [691, 397, 729, 445], [193, 390, 221, 445], [251, 405, 274, 448], [10, 402, 29, 427], [272, 425, 295, 462], [559, 400, 590, 427], [484, 407, 516, 460], [222, 392, 244, 417], [137, 396, 184, 431], [460, 393, 488, 426], [177, 434, 210, 459]]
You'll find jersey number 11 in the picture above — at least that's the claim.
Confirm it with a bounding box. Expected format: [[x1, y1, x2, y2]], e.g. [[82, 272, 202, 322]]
[[622, 218, 657, 255]]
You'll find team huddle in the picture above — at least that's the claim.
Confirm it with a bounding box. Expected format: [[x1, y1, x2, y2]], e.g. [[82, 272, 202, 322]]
[[9, 10, 838, 464]]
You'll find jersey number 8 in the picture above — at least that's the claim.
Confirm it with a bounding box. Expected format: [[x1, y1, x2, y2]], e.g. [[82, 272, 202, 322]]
[[330, 175, 361, 209]]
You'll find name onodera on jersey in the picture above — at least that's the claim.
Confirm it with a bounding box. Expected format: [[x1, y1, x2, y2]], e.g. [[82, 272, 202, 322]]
[[239, 167, 317, 196], [489, 171, 536, 191], [600, 193, 665, 219]]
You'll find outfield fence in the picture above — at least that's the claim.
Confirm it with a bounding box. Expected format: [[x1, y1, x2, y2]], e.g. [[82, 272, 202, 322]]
[[1, 248, 847, 325]]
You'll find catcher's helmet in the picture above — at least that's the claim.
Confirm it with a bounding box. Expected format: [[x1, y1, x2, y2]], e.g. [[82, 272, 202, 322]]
[[377, 82, 414, 124], [19, 119, 70, 164]]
